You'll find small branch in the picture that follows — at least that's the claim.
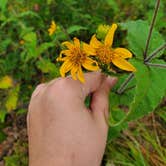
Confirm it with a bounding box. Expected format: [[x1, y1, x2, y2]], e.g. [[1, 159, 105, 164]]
[[145, 43, 166, 62], [145, 62, 166, 68], [123, 85, 136, 93], [117, 73, 134, 94], [143, 0, 160, 60]]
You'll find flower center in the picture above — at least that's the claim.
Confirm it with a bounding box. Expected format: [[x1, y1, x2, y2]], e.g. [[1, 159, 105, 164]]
[[96, 46, 113, 64], [70, 47, 86, 66]]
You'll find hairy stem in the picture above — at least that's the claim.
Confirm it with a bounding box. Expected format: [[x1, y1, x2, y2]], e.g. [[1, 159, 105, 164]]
[[117, 73, 134, 94], [145, 43, 166, 62], [143, 0, 160, 60], [145, 62, 166, 68]]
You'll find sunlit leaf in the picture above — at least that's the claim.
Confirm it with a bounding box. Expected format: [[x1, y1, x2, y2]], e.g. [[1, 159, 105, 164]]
[[0, 76, 13, 89], [5, 85, 20, 112]]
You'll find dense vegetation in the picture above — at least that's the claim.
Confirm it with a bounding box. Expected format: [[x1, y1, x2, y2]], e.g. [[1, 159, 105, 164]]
[[0, 0, 165, 165]]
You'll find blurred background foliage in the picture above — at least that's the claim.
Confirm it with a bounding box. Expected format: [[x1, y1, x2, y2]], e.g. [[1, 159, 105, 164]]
[[0, 0, 166, 165]]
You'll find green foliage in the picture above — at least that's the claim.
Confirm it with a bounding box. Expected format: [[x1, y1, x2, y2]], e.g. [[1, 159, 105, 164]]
[[4, 142, 28, 166], [0, 0, 166, 164], [108, 17, 166, 140], [120, 20, 165, 59]]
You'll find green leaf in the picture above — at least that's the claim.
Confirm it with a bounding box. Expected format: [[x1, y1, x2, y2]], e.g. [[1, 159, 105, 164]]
[[23, 32, 38, 61], [0, 75, 13, 89], [36, 58, 59, 75], [0, 110, 7, 123], [23, 32, 37, 45], [0, 0, 8, 12], [5, 85, 20, 112], [67, 25, 87, 34], [37, 42, 54, 55], [129, 60, 150, 113], [120, 20, 165, 59], [127, 59, 166, 121], [106, 0, 119, 13], [0, 38, 12, 53]]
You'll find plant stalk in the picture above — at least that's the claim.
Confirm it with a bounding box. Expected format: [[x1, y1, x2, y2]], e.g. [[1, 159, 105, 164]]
[[117, 73, 134, 94], [145, 62, 166, 68], [145, 43, 166, 62], [143, 0, 160, 60]]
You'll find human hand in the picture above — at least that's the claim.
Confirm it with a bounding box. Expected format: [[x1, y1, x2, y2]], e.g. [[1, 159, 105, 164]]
[[27, 72, 117, 166]]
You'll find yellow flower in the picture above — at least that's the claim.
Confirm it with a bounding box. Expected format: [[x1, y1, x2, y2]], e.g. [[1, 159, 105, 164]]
[[57, 37, 99, 83], [48, 21, 57, 36], [90, 23, 136, 72]]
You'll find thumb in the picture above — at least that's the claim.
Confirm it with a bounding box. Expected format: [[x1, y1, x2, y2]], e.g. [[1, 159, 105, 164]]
[[90, 76, 117, 131]]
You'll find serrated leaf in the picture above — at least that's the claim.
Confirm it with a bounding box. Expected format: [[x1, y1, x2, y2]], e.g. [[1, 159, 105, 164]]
[[0, 76, 13, 89], [5, 85, 20, 112], [67, 25, 87, 34], [120, 20, 165, 59]]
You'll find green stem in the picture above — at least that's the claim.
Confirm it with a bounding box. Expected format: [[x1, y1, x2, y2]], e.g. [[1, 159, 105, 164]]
[[143, 0, 160, 60], [109, 107, 134, 127], [145, 43, 166, 62], [117, 73, 134, 94]]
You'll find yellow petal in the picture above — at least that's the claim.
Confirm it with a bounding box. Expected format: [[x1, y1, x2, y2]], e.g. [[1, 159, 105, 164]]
[[114, 48, 132, 59], [112, 57, 136, 72], [82, 58, 99, 71], [71, 66, 78, 80], [83, 43, 96, 55], [73, 37, 80, 48], [60, 50, 72, 57], [51, 21, 56, 28], [60, 60, 73, 77], [62, 41, 74, 50], [104, 23, 117, 47], [90, 35, 102, 49], [56, 56, 68, 62], [77, 66, 85, 83]]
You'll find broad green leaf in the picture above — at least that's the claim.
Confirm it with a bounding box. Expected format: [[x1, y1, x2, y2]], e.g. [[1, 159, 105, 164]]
[[0, 75, 13, 89], [67, 25, 87, 34], [127, 59, 166, 121], [5, 85, 20, 112], [128, 60, 150, 116], [120, 20, 165, 59], [37, 42, 54, 55]]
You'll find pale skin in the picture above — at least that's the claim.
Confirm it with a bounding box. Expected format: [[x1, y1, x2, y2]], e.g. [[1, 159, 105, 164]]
[[27, 72, 117, 166]]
